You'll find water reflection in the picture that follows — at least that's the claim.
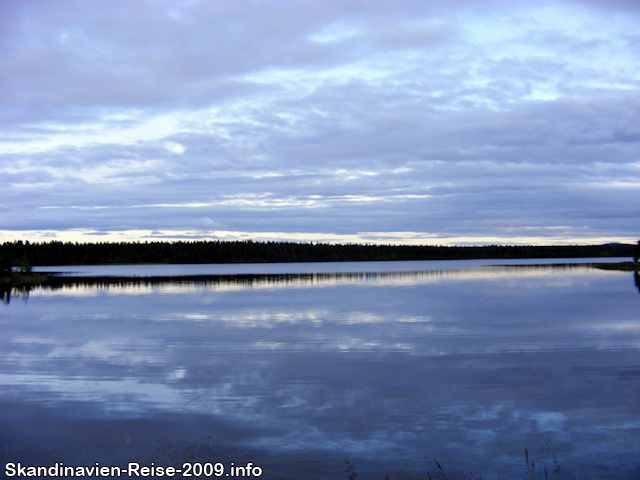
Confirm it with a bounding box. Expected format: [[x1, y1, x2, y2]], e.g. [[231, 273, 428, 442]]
[[5, 262, 639, 303], [1, 263, 639, 479], [1, 284, 32, 305]]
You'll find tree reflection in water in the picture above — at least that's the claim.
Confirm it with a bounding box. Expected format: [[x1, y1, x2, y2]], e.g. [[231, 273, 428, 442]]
[[3, 264, 640, 304], [2, 284, 32, 305]]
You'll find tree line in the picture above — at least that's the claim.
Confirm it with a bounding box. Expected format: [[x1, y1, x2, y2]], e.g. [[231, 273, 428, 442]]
[[0, 240, 635, 268]]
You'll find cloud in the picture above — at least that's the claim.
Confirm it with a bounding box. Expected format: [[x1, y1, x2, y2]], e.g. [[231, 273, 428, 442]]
[[1, 0, 638, 245]]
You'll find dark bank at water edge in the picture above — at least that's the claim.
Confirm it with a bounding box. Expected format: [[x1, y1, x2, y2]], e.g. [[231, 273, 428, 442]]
[[0, 239, 637, 267]]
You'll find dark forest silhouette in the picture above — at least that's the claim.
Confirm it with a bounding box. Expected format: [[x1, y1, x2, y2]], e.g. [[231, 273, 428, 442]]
[[0, 239, 635, 267]]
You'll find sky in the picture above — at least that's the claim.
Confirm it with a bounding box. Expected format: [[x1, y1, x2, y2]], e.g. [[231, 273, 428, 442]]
[[1, 0, 638, 246]]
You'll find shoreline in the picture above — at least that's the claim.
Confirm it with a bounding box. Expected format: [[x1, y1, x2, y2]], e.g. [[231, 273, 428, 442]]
[[591, 262, 640, 271], [2, 240, 636, 267]]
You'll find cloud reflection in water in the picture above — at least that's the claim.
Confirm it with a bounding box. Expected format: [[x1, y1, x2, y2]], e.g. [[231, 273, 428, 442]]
[[1, 264, 639, 478]]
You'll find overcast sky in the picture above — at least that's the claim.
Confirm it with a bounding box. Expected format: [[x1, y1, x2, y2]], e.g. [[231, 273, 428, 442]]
[[1, 0, 638, 246]]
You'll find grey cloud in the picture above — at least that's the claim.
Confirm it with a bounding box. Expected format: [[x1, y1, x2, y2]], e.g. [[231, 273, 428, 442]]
[[1, 0, 638, 243]]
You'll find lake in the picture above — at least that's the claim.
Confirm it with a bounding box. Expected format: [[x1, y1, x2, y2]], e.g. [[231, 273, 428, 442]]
[[2, 259, 639, 479]]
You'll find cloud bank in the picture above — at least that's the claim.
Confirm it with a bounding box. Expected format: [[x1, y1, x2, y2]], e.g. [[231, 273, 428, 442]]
[[1, 0, 638, 245]]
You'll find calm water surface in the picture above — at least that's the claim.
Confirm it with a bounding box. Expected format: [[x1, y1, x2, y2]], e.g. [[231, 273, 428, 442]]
[[2, 260, 639, 479]]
